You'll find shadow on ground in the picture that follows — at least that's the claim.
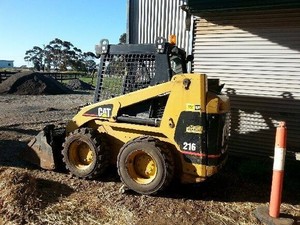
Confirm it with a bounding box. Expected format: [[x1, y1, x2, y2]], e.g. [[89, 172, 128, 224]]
[[0, 140, 35, 168], [0, 125, 39, 136], [36, 178, 74, 209], [156, 156, 300, 205]]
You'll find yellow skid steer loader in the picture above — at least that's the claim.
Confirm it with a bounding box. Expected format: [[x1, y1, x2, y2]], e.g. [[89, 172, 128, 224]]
[[26, 38, 230, 195]]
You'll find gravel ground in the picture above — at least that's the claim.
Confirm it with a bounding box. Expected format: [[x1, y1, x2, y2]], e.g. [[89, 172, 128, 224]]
[[0, 93, 299, 225]]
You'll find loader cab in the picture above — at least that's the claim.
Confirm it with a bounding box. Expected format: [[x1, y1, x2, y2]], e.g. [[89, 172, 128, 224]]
[[93, 38, 187, 103]]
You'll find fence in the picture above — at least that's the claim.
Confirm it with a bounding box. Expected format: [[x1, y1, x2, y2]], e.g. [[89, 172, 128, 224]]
[[0, 71, 86, 83], [47, 73, 85, 82]]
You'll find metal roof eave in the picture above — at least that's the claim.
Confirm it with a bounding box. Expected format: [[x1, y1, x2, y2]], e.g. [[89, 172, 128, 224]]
[[187, 0, 300, 13]]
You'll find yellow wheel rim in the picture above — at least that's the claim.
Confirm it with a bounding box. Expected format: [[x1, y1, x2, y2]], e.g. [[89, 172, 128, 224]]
[[126, 150, 157, 184], [69, 140, 94, 169]]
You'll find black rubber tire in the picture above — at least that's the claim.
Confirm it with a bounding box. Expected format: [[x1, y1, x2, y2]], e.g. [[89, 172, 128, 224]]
[[62, 128, 109, 179], [117, 136, 174, 195], [51, 127, 66, 171]]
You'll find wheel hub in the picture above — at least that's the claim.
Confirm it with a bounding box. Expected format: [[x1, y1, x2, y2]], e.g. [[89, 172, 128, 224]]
[[127, 150, 157, 184], [69, 140, 94, 168]]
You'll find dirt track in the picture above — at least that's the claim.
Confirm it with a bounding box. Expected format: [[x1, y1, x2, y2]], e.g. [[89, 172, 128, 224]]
[[0, 92, 299, 225]]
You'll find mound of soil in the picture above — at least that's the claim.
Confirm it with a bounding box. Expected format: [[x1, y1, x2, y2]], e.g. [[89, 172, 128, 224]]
[[66, 78, 94, 90], [0, 72, 73, 95], [0, 168, 41, 224]]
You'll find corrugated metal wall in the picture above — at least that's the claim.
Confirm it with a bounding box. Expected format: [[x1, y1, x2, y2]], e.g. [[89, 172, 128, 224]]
[[127, 0, 192, 54], [193, 9, 300, 159]]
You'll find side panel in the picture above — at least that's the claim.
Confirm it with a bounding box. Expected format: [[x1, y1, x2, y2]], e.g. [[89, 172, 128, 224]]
[[174, 111, 205, 165], [159, 74, 208, 180]]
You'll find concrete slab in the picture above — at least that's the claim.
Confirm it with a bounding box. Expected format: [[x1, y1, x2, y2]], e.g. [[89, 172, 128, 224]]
[[254, 206, 295, 225]]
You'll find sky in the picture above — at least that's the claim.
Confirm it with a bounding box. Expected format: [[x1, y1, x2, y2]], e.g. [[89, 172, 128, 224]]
[[0, 0, 127, 67]]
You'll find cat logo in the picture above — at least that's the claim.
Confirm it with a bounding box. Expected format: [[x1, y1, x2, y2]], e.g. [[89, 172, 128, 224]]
[[98, 107, 112, 118]]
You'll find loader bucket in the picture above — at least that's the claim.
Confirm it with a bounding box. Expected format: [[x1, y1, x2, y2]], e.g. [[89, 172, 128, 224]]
[[24, 124, 65, 170]]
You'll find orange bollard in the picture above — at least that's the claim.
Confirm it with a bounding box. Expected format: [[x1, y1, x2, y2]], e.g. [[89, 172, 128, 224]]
[[269, 121, 287, 218]]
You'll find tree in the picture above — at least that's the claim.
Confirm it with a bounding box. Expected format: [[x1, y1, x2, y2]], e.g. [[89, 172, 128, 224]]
[[24, 46, 44, 71], [119, 33, 127, 44], [24, 38, 96, 72], [82, 52, 97, 72]]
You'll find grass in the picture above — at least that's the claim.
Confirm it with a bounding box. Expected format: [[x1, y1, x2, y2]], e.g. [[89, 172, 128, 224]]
[[101, 76, 123, 91], [79, 76, 97, 86], [56, 75, 97, 87], [79, 75, 123, 90], [0, 68, 20, 72]]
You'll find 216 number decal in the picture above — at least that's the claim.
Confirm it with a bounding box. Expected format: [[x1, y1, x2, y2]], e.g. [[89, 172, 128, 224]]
[[183, 142, 197, 151]]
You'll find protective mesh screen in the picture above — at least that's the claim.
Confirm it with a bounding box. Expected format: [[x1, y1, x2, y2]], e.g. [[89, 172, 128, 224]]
[[95, 54, 155, 102]]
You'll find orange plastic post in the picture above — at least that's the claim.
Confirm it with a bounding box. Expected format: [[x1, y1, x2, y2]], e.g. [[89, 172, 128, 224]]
[[269, 121, 287, 218]]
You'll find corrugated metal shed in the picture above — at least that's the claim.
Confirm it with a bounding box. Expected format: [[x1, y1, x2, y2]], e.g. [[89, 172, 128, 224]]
[[192, 8, 300, 159], [127, 0, 192, 54], [127, 0, 300, 160]]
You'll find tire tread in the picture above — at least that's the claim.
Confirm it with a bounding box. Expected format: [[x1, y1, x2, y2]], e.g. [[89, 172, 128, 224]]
[[117, 136, 174, 194], [62, 128, 109, 179]]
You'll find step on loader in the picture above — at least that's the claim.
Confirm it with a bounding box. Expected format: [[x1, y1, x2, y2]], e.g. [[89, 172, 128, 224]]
[[26, 37, 230, 194]]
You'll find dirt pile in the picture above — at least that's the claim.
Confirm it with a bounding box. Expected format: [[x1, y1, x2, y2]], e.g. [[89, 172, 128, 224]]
[[0, 168, 41, 224], [66, 78, 94, 90], [0, 72, 73, 95]]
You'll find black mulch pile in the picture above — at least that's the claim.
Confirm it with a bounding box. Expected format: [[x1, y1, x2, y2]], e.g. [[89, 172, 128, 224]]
[[0, 72, 73, 95], [66, 78, 94, 90]]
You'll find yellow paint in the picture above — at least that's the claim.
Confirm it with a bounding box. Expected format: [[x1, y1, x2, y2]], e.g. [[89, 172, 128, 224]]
[[64, 73, 230, 184], [206, 92, 230, 114], [69, 141, 93, 169]]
